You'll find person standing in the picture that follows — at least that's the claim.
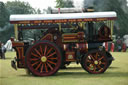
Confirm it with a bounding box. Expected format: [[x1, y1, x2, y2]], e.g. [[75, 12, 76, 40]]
[[116, 36, 122, 52], [0, 41, 2, 59], [0, 42, 6, 59]]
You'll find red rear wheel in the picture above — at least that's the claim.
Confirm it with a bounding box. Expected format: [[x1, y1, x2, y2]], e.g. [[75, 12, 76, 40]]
[[81, 50, 108, 74], [25, 40, 62, 76]]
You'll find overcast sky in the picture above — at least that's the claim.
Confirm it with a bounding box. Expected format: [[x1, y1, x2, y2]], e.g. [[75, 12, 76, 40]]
[[0, 0, 128, 10], [0, 0, 84, 10]]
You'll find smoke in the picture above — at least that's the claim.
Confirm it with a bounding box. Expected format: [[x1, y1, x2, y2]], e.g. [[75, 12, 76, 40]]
[[127, 0, 128, 6], [0, 23, 14, 43], [83, 0, 94, 8], [0, 23, 11, 31], [83, 0, 108, 11]]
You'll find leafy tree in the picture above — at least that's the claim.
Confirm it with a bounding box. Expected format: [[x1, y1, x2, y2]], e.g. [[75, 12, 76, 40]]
[[35, 8, 41, 14], [83, 0, 128, 37], [5, 0, 35, 14], [0, 25, 14, 43], [56, 0, 74, 8], [0, 0, 40, 43], [0, 2, 9, 28], [105, 0, 128, 37], [43, 7, 52, 14], [64, 0, 74, 8], [96, 0, 128, 37], [56, 0, 65, 8]]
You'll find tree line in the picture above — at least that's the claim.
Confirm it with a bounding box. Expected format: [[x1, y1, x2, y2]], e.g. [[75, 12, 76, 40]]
[[0, 0, 42, 43], [0, 0, 128, 43]]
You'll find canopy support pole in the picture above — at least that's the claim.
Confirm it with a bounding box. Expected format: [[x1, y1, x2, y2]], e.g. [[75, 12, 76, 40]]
[[14, 24, 18, 40], [58, 23, 61, 31], [111, 20, 114, 38]]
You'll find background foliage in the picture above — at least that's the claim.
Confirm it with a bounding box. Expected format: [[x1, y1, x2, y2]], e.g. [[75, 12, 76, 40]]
[[92, 0, 128, 37], [56, 0, 74, 8], [0, 0, 128, 43], [0, 0, 41, 43]]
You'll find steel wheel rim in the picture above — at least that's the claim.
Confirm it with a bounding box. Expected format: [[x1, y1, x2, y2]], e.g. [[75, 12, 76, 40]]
[[85, 52, 108, 74], [26, 42, 61, 76]]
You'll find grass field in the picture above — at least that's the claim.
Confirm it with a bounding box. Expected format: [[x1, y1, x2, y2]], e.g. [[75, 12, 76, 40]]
[[0, 52, 128, 85]]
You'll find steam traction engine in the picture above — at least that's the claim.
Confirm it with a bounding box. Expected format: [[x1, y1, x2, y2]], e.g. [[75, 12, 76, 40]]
[[10, 8, 117, 76]]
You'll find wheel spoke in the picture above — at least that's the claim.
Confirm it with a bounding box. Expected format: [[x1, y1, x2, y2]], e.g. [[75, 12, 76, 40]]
[[44, 63, 48, 72], [98, 56, 104, 61], [87, 59, 92, 63], [93, 66, 96, 72], [32, 61, 40, 66], [31, 52, 41, 58], [88, 64, 93, 69], [35, 62, 42, 70], [44, 45, 47, 56], [47, 52, 56, 58], [35, 49, 42, 57], [92, 63, 95, 67], [101, 62, 106, 65], [40, 46, 43, 55], [48, 57, 57, 60], [90, 55, 95, 61], [47, 60, 56, 65], [40, 64, 44, 73], [47, 62, 53, 70], [30, 58, 39, 61], [46, 48, 53, 56], [88, 66, 91, 69], [95, 53, 98, 60], [97, 64, 102, 69]]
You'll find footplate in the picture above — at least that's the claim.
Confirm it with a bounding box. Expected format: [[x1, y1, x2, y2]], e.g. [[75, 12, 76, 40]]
[[11, 57, 17, 70]]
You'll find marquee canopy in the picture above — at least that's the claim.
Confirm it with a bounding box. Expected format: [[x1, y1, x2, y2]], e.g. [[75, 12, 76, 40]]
[[10, 12, 117, 24]]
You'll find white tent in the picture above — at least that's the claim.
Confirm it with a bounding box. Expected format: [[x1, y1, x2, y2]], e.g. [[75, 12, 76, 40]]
[[10, 12, 117, 23]]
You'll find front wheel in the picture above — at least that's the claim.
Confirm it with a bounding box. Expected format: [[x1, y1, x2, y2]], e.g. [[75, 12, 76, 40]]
[[25, 40, 63, 76], [81, 50, 108, 74]]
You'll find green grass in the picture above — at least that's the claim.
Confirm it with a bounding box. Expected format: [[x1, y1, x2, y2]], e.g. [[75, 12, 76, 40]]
[[0, 52, 128, 85]]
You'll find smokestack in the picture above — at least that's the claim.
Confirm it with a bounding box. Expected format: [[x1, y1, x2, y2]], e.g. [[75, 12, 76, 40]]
[[83, 0, 94, 12]]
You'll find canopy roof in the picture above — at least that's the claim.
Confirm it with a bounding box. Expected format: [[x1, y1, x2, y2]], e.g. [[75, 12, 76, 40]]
[[10, 12, 117, 24]]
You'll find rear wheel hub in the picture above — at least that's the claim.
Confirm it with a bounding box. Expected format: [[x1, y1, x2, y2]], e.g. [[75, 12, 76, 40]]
[[41, 56, 47, 62]]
